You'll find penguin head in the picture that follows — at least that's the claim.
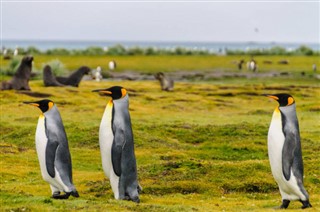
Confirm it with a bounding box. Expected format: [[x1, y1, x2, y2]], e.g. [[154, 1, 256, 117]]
[[264, 93, 295, 107], [92, 86, 127, 100], [23, 99, 54, 113]]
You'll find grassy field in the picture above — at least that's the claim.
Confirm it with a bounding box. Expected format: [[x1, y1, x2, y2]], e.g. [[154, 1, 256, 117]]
[[1, 55, 320, 211], [1, 55, 320, 75]]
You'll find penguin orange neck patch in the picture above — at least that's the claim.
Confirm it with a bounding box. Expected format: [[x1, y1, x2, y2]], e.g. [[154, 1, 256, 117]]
[[48, 102, 54, 110], [121, 88, 127, 97], [107, 100, 113, 107]]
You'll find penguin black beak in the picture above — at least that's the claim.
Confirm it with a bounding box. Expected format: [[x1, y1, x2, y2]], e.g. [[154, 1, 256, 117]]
[[263, 94, 279, 101], [23, 101, 39, 107], [92, 89, 112, 96]]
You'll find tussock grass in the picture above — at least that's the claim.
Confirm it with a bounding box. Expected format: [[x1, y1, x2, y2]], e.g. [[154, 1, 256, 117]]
[[1, 60, 320, 211]]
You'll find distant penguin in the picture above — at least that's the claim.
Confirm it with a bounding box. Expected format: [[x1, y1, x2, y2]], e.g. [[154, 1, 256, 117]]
[[24, 99, 79, 199], [249, 59, 257, 72], [2, 48, 10, 60], [154, 72, 174, 91], [108, 60, 116, 70], [95, 66, 103, 82], [265, 94, 312, 209], [14, 48, 19, 56], [3, 48, 7, 55], [92, 86, 141, 203]]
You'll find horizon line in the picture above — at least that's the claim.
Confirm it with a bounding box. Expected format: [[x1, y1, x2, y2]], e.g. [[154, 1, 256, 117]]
[[2, 38, 319, 45]]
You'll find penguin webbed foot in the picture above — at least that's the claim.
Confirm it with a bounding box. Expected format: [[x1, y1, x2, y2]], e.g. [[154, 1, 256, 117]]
[[300, 200, 312, 209], [131, 197, 140, 203], [52, 192, 71, 199], [52, 191, 60, 198], [279, 199, 290, 209], [52, 190, 79, 199], [71, 190, 80, 198], [123, 193, 140, 203], [125, 195, 140, 203]]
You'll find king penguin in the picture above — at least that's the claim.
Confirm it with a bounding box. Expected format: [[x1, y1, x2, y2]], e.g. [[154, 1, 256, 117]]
[[24, 99, 79, 199], [265, 93, 312, 209], [92, 86, 141, 203]]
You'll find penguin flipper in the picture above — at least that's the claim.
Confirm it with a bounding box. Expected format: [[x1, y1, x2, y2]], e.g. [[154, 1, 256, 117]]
[[282, 131, 297, 181], [45, 140, 59, 178], [112, 129, 126, 177]]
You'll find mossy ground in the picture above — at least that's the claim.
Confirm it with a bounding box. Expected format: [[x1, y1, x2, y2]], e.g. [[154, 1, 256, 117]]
[[1, 55, 319, 211]]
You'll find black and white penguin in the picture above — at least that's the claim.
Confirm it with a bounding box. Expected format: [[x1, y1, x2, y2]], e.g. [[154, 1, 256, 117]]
[[24, 99, 79, 199], [265, 93, 312, 209], [108, 60, 117, 70], [248, 58, 257, 72], [92, 86, 141, 203]]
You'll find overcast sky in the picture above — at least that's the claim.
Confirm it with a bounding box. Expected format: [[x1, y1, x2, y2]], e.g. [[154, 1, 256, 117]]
[[1, 1, 319, 43]]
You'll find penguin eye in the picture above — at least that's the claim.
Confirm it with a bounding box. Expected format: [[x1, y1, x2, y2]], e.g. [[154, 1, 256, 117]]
[[287, 97, 294, 106]]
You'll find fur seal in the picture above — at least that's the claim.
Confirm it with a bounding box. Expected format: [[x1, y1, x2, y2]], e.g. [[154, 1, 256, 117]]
[[56, 66, 90, 87], [1, 55, 33, 90], [43, 65, 64, 87], [154, 72, 174, 91]]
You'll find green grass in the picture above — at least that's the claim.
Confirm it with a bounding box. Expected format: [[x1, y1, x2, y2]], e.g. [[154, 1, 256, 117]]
[[1, 55, 320, 211], [1, 55, 320, 74]]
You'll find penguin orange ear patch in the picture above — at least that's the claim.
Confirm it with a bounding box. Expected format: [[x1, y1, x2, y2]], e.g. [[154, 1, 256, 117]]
[[287, 97, 294, 106], [48, 102, 54, 110], [121, 88, 127, 97]]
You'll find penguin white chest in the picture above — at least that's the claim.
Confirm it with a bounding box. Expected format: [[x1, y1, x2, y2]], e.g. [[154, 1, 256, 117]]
[[99, 101, 120, 199], [99, 101, 115, 178], [35, 115, 52, 182], [268, 109, 285, 182]]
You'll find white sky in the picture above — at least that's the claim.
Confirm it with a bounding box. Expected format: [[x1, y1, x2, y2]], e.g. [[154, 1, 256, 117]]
[[1, 1, 319, 43]]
